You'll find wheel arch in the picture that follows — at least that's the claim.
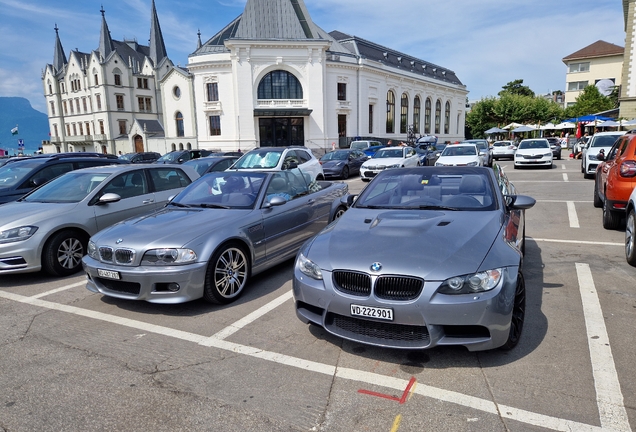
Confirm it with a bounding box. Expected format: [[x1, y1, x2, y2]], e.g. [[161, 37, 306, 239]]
[[40, 226, 92, 263]]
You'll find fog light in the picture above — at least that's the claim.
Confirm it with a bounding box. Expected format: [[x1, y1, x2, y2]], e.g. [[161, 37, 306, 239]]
[[167, 283, 180, 292]]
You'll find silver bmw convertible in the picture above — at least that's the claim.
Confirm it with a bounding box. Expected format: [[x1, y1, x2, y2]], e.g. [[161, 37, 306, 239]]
[[82, 168, 348, 304], [293, 166, 535, 351]]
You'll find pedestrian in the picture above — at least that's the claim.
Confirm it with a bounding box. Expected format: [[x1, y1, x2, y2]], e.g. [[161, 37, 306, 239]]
[[387, 140, 393, 146]]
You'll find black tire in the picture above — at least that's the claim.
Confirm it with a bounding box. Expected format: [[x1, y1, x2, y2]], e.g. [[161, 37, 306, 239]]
[[203, 243, 250, 304], [332, 206, 347, 221], [42, 230, 88, 277], [557, 152, 561, 160], [521, 224, 526, 256], [603, 197, 622, 230], [626, 209, 636, 266], [583, 170, 592, 180], [593, 180, 602, 208], [513, 164, 519, 170], [500, 272, 525, 351], [341, 166, 349, 180]]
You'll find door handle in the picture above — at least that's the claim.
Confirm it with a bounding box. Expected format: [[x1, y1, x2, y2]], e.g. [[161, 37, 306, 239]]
[[143, 199, 155, 204]]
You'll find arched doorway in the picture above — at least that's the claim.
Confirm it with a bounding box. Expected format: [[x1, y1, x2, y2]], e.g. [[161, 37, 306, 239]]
[[134, 135, 144, 153]]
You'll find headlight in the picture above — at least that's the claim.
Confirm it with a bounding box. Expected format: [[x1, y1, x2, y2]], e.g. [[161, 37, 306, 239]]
[[467, 161, 478, 166], [0, 226, 38, 244], [543, 153, 552, 157], [387, 164, 401, 169], [588, 154, 597, 161], [438, 268, 502, 294], [141, 248, 197, 265], [87, 240, 98, 259], [435, 162, 445, 166], [298, 252, 322, 280]]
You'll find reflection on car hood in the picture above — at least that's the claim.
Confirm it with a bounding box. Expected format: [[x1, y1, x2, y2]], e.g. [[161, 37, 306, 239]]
[[0, 201, 79, 228], [321, 160, 345, 167], [435, 155, 480, 164], [308, 208, 502, 280], [91, 207, 252, 248], [362, 157, 405, 166]]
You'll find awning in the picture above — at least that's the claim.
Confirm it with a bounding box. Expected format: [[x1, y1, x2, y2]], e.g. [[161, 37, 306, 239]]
[[253, 109, 313, 117]]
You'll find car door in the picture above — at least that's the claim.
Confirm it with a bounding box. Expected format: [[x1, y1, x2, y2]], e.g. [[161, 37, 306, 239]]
[[260, 169, 329, 261], [148, 167, 194, 204], [92, 169, 158, 231], [599, 137, 628, 200], [350, 150, 366, 174]]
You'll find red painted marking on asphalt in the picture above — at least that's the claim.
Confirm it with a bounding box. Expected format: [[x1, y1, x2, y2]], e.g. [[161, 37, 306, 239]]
[[358, 376, 417, 405]]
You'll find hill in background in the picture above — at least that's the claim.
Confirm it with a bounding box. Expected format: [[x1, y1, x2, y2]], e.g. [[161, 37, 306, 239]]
[[0, 97, 49, 155]]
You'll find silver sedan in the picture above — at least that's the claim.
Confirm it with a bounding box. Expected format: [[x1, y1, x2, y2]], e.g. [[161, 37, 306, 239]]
[[293, 166, 535, 351], [82, 168, 348, 304], [0, 164, 198, 276]]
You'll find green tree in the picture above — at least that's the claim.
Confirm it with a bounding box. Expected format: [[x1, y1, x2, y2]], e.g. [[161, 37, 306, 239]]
[[564, 85, 614, 118], [499, 79, 535, 98]]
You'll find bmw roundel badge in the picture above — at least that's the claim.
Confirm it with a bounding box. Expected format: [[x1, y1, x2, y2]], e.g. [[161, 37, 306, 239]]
[[370, 262, 382, 272], [116, 238, 123, 244]]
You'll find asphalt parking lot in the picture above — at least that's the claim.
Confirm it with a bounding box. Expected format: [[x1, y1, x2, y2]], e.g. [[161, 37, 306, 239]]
[[1, 158, 634, 432]]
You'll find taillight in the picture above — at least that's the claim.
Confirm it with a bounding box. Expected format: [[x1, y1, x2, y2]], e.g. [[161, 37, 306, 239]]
[[620, 160, 636, 177]]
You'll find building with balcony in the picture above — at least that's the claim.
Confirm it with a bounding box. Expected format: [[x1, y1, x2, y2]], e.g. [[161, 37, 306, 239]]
[[562, 40, 624, 107]]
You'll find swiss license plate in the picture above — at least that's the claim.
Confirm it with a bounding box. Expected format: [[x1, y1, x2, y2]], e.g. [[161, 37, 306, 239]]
[[350, 304, 394, 321], [97, 269, 120, 280]]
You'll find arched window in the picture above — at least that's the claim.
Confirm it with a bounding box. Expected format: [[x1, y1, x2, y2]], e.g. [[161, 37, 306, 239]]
[[435, 99, 442, 134], [400, 93, 409, 134], [113, 68, 122, 86], [425, 98, 432, 134], [413, 96, 421, 134], [175, 111, 184, 137], [171, 143, 176, 151], [257, 70, 303, 99], [386, 90, 395, 133], [444, 101, 451, 134], [179, 143, 184, 150]]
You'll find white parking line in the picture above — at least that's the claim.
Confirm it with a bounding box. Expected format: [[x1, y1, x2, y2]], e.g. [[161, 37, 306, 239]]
[[536, 200, 591, 203], [513, 180, 588, 183], [575, 263, 631, 431], [567, 201, 580, 228], [562, 164, 566, 170], [531, 238, 622, 247], [563, 173, 569, 182], [31, 281, 86, 299], [0, 288, 612, 431]]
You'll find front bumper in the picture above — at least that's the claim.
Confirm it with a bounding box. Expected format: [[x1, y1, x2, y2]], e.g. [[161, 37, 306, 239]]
[[293, 264, 519, 351], [82, 255, 208, 303], [514, 155, 552, 167], [0, 235, 43, 275]]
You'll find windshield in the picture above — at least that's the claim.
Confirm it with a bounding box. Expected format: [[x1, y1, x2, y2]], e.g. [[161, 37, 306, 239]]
[[355, 169, 496, 211], [172, 172, 267, 209], [441, 146, 477, 156], [321, 151, 349, 161], [183, 159, 215, 176], [119, 153, 135, 161], [373, 148, 404, 158], [232, 150, 283, 169], [518, 140, 549, 149], [590, 135, 622, 148], [23, 171, 110, 203], [156, 152, 180, 163], [0, 159, 47, 189], [493, 141, 511, 147], [350, 142, 369, 150]]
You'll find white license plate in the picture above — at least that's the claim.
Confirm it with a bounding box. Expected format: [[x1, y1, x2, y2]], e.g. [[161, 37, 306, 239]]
[[97, 269, 120, 280], [350, 304, 394, 321]]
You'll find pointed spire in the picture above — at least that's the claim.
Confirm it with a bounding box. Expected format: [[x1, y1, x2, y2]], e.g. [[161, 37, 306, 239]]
[[53, 24, 68, 74], [98, 6, 114, 60], [149, 0, 168, 67], [197, 29, 202, 50]]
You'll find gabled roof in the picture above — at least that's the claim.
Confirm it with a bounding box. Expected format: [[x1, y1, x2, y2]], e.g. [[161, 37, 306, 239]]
[[136, 119, 165, 137], [330, 32, 463, 86], [562, 40, 624, 63], [235, 0, 318, 39]]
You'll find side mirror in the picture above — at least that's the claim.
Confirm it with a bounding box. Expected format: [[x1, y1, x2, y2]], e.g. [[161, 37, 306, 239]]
[[341, 194, 357, 207], [505, 194, 536, 210], [264, 195, 287, 208], [596, 152, 605, 161], [285, 161, 298, 170], [97, 192, 122, 205], [30, 178, 47, 187]]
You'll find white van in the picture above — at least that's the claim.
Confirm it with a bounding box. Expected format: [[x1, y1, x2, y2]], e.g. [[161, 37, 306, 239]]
[[350, 140, 382, 150]]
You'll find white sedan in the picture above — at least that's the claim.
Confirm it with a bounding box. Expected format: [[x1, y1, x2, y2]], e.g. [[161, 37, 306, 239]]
[[359, 146, 420, 181], [434, 144, 482, 167], [514, 139, 553, 169]]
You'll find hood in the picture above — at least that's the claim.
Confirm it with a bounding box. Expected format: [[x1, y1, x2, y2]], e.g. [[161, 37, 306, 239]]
[[321, 160, 346, 168], [0, 201, 79, 229], [362, 157, 405, 167], [435, 155, 480, 166], [306, 208, 502, 280], [91, 207, 253, 248]]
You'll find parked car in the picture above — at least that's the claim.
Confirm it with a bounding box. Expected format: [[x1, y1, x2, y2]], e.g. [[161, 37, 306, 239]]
[[513, 139, 553, 169], [491, 141, 516, 161], [581, 131, 625, 179], [624, 186, 636, 266], [350, 140, 382, 151], [0, 153, 129, 204], [0, 164, 198, 276], [227, 146, 324, 181], [434, 144, 482, 167], [119, 152, 161, 164], [594, 132, 636, 229], [293, 166, 535, 351], [422, 143, 448, 166], [362, 145, 386, 157], [461, 139, 492, 167], [154, 149, 212, 164], [319, 149, 368, 179], [82, 168, 348, 304], [359, 146, 420, 181], [182, 156, 239, 177], [546, 137, 562, 160]]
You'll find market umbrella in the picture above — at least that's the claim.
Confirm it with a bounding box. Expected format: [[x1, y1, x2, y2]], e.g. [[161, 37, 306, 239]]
[[596, 120, 619, 128], [540, 123, 556, 130], [502, 122, 523, 130], [484, 127, 507, 134], [554, 122, 576, 129], [622, 119, 636, 126], [511, 125, 536, 133]]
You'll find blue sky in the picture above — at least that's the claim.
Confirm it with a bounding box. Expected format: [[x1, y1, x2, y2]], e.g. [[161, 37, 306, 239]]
[[0, 0, 626, 114]]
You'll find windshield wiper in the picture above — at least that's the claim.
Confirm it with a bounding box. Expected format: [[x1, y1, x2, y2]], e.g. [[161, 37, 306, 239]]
[[169, 202, 192, 208], [198, 203, 230, 209], [418, 205, 460, 211]]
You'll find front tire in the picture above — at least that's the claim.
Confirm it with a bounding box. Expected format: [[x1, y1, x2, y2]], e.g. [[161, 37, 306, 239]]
[[42, 230, 88, 277], [500, 272, 525, 351], [626, 209, 636, 266], [332, 206, 347, 221], [603, 198, 622, 230], [203, 243, 250, 304], [341, 166, 349, 180], [593, 180, 602, 208]]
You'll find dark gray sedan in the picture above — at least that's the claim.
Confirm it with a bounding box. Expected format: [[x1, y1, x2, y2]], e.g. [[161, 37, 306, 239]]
[[293, 166, 535, 351], [82, 168, 348, 304]]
